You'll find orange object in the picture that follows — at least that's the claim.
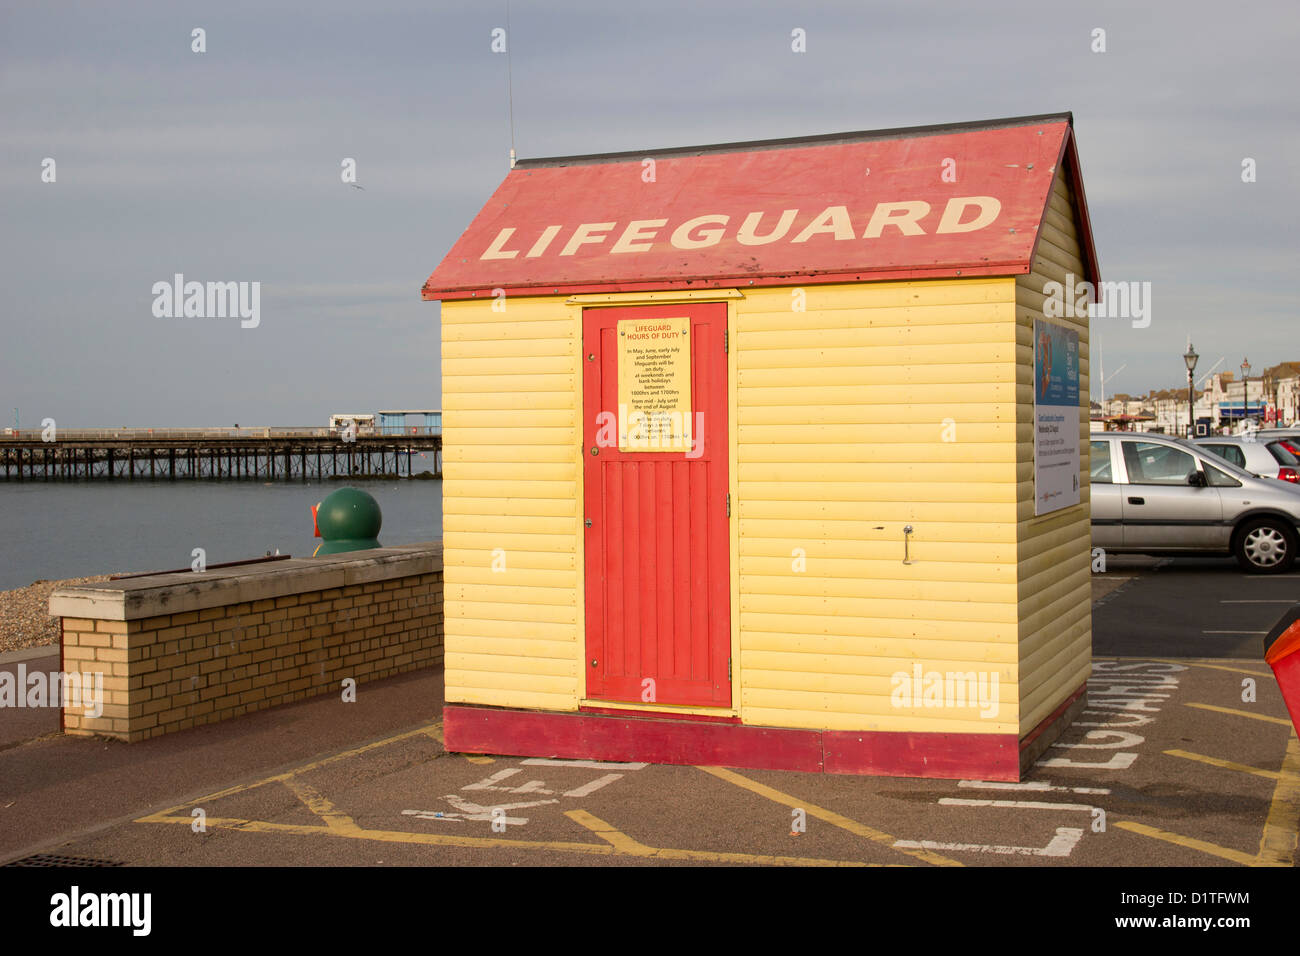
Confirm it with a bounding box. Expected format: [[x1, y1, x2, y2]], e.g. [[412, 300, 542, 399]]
[[311, 502, 321, 538], [1263, 607, 1300, 733]]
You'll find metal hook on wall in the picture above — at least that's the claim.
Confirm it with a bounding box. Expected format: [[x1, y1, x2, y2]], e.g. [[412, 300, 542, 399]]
[[902, 525, 914, 565]]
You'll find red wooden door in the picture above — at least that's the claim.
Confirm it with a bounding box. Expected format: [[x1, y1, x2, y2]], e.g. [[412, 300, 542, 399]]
[[583, 302, 731, 708]]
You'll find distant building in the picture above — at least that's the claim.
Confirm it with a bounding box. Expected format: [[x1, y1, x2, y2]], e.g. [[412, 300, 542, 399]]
[[376, 410, 442, 436], [328, 414, 375, 436], [1091, 361, 1298, 436], [1261, 362, 1300, 426]]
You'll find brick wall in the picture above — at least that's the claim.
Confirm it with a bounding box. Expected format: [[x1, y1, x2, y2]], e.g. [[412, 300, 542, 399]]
[[52, 545, 443, 742]]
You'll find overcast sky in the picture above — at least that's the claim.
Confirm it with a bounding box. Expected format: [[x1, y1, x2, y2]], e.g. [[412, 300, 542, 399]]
[[2, 0, 1296, 426]]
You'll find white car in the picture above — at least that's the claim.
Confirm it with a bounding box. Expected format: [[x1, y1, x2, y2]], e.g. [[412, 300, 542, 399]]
[[1194, 435, 1300, 484]]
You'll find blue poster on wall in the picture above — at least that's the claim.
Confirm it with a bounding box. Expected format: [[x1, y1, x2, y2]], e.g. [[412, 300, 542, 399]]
[[1034, 319, 1081, 516]]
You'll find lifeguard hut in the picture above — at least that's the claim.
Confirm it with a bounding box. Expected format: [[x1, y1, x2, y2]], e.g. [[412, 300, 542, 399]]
[[421, 113, 1099, 780]]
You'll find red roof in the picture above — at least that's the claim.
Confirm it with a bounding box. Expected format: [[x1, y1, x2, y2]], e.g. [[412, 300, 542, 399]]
[[422, 113, 1100, 301]]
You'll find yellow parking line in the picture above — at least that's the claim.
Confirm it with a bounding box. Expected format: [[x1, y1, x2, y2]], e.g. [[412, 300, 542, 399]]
[[565, 810, 874, 866], [282, 778, 363, 834], [131, 720, 877, 865], [1114, 821, 1260, 866], [698, 765, 962, 867], [1164, 749, 1290, 781], [136, 802, 876, 865], [566, 809, 648, 854], [1185, 703, 1293, 727], [466, 756, 496, 764], [140, 810, 622, 856], [280, 721, 443, 777], [1257, 733, 1300, 867], [134, 722, 443, 823]]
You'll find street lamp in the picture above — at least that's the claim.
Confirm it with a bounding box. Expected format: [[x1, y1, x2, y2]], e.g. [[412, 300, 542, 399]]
[[1183, 343, 1198, 437], [1241, 358, 1252, 425]]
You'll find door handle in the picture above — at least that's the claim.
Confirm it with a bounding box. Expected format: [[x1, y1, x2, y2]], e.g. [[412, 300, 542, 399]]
[[1127, 496, 1145, 505]]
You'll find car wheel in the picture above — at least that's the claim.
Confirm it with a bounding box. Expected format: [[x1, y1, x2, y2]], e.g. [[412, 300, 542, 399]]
[[1232, 517, 1298, 574]]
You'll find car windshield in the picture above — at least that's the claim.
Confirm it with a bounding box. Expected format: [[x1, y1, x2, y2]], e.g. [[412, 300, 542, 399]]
[[1172, 437, 1257, 479]]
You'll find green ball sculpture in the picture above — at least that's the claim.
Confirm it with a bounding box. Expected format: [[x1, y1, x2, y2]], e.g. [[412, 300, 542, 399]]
[[312, 487, 382, 556]]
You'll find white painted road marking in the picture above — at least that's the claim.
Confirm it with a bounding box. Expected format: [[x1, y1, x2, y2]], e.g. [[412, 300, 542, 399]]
[[1219, 600, 1297, 604], [562, 773, 624, 798], [463, 768, 555, 794], [1038, 751, 1138, 769], [522, 759, 650, 770], [894, 827, 1083, 858], [416, 760, 642, 827], [958, 780, 1111, 795], [403, 805, 536, 825], [939, 799, 1094, 813], [442, 794, 558, 822], [1051, 729, 1147, 749], [403, 809, 466, 823], [512, 779, 553, 794], [1041, 661, 1184, 770], [463, 768, 526, 791]]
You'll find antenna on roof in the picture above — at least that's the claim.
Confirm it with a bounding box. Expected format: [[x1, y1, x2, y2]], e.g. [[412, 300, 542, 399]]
[[506, 0, 516, 168]]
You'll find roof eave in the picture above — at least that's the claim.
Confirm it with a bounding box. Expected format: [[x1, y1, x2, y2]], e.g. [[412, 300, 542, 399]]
[[513, 111, 1075, 169]]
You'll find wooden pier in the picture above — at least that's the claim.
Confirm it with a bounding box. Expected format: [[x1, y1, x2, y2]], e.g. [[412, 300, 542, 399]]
[[0, 427, 442, 481]]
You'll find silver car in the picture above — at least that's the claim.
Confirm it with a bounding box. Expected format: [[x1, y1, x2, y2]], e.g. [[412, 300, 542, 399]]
[[1259, 427, 1300, 443], [1193, 435, 1300, 484], [1090, 431, 1300, 573]]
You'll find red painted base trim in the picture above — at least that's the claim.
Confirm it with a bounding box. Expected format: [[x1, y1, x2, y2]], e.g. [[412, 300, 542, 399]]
[[579, 704, 741, 724], [1019, 683, 1087, 754], [448, 705, 822, 772], [822, 729, 1017, 780], [444, 703, 1077, 781]]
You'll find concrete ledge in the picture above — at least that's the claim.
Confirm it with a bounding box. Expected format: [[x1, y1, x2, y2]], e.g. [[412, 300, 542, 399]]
[[0, 644, 62, 665], [49, 543, 443, 621]]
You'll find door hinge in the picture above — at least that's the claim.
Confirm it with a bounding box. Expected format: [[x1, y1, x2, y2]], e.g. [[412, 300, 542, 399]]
[[728, 657, 732, 681], [726, 492, 731, 517], [724, 328, 729, 353]]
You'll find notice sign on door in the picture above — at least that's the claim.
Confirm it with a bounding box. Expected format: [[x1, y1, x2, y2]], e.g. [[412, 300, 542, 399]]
[[1033, 318, 1081, 515], [617, 318, 692, 452]]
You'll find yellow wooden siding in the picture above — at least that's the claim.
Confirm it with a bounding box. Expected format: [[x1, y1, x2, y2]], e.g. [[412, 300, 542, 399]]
[[440, 258, 1091, 740], [1015, 166, 1093, 736], [440, 297, 583, 711], [733, 278, 1021, 734]]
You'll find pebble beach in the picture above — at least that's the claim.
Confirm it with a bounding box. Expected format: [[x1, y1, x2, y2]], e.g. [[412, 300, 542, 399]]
[[0, 575, 114, 654]]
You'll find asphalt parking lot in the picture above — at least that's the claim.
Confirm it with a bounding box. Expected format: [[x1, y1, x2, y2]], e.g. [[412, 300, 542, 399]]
[[0, 555, 1295, 868], [1094, 555, 1298, 659]]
